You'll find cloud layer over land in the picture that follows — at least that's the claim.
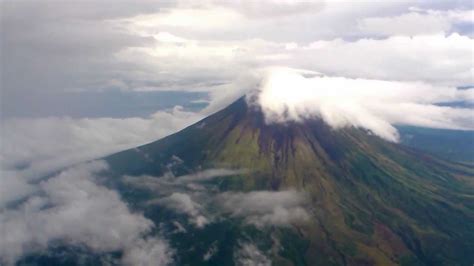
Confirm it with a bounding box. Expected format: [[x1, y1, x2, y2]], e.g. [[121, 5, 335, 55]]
[[217, 190, 310, 227], [255, 67, 474, 141], [0, 161, 173, 266], [0, 107, 202, 180]]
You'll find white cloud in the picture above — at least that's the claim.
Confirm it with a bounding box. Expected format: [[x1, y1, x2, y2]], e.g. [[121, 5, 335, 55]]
[[122, 168, 246, 228], [203, 241, 218, 261], [358, 12, 450, 36], [298, 33, 473, 85], [4, 1, 472, 105], [0, 161, 173, 265], [0, 170, 35, 208], [221, 0, 324, 18], [358, 8, 474, 36], [0, 106, 202, 181], [172, 220, 187, 233], [122, 237, 173, 266], [177, 168, 245, 182], [234, 242, 271, 266], [254, 67, 474, 142], [122, 168, 243, 192], [121, 7, 245, 31], [153, 32, 188, 43], [124, 170, 309, 231], [114, 17, 473, 98], [217, 190, 310, 227], [153, 192, 209, 228]]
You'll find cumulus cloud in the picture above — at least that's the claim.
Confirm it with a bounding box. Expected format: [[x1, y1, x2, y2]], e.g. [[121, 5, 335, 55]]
[[120, 7, 245, 32], [233, 242, 271, 266], [0, 106, 202, 180], [123, 168, 246, 228], [176, 168, 246, 182], [3, 1, 472, 120], [0, 106, 206, 262], [357, 9, 473, 36], [224, 0, 324, 18], [203, 241, 219, 261], [113, 11, 473, 100], [152, 192, 209, 228], [0, 170, 36, 208], [103, 1, 474, 99], [122, 237, 173, 266], [254, 67, 474, 142], [124, 171, 311, 230], [122, 168, 244, 192], [0, 161, 172, 265], [217, 190, 310, 227]]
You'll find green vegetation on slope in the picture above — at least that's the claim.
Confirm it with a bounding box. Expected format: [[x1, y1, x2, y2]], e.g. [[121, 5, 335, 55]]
[[105, 97, 474, 266]]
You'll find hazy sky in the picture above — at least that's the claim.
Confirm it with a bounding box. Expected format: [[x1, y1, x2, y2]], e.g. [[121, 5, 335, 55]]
[[1, 0, 473, 174]]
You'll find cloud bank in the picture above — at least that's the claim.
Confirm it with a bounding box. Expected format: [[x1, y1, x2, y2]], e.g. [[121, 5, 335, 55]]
[[0, 161, 173, 266], [122, 237, 173, 266], [124, 168, 245, 228], [254, 67, 474, 142], [154, 192, 209, 228], [3, 1, 472, 118], [217, 190, 310, 227], [234, 242, 271, 266], [1, 107, 202, 180], [123, 171, 310, 229]]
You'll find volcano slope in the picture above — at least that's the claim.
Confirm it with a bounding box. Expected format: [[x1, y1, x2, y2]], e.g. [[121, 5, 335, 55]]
[[106, 97, 474, 266]]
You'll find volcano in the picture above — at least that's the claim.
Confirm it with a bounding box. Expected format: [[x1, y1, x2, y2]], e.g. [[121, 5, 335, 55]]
[[106, 97, 474, 266]]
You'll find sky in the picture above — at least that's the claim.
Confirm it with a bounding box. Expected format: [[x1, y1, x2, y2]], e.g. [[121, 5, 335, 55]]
[[1, 0, 473, 173], [0, 0, 473, 265]]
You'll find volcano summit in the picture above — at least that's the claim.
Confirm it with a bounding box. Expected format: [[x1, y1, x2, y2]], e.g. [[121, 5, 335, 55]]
[[104, 95, 474, 266]]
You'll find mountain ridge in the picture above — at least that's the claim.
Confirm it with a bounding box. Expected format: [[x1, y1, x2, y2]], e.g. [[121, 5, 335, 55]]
[[105, 96, 474, 266]]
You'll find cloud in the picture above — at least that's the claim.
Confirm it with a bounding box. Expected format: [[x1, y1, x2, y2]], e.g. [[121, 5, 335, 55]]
[[0, 161, 173, 265], [0, 106, 202, 180], [203, 241, 218, 261], [115, 16, 473, 99], [295, 33, 473, 85], [152, 192, 209, 228], [122, 168, 244, 192], [253, 67, 474, 142], [0, 108, 199, 263], [122, 237, 173, 266], [2, 1, 472, 120], [357, 8, 473, 36], [217, 190, 310, 227], [224, 0, 324, 18], [0, 170, 35, 208], [123, 170, 309, 231], [120, 7, 245, 31], [176, 168, 246, 182], [0, 0, 169, 94], [123, 168, 246, 228], [172, 221, 187, 234], [233, 242, 271, 266]]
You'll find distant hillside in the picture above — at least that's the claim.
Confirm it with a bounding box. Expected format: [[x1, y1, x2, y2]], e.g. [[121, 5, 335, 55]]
[[398, 126, 474, 163]]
